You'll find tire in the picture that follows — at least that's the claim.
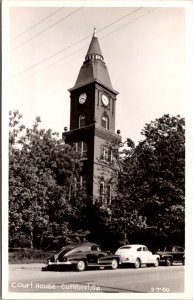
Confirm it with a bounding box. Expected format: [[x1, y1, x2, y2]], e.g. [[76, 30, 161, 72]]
[[154, 258, 159, 267], [111, 259, 118, 270], [76, 260, 86, 272], [165, 258, 172, 266], [134, 258, 141, 269]]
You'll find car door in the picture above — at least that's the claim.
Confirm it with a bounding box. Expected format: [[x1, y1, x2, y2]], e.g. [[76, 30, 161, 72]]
[[136, 247, 146, 263], [141, 246, 152, 263], [86, 245, 102, 265], [173, 246, 184, 261]]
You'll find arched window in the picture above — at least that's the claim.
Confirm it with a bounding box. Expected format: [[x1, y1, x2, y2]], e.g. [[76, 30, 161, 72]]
[[101, 114, 109, 129], [79, 114, 86, 128], [102, 146, 112, 162]]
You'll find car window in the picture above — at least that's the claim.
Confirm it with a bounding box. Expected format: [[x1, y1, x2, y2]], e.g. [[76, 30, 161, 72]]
[[91, 245, 100, 251], [175, 247, 184, 252], [137, 247, 142, 251], [120, 246, 132, 249], [164, 246, 173, 252], [77, 246, 91, 252], [58, 245, 76, 256], [65, 246, 83, 255], [143, 247, 148, 251], [60, 245, 91, 256]]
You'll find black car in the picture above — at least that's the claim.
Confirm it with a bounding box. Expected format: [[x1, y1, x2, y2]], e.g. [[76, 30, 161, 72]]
[[43, 242, 120, 271], [156, 245, 185, 266]]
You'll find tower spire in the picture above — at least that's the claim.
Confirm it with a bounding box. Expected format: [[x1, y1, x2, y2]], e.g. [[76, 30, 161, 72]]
[[69, 32, 118, 94], [93, 26, 96, 37]]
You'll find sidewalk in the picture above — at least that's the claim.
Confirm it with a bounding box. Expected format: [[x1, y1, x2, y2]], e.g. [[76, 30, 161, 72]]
[[9, 263, 46, 270]]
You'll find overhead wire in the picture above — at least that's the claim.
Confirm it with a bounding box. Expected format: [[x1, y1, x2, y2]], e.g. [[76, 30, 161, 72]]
[[10, 7, 64, 41], [12, 8, 157, 90], [11, 7, 142, 80], [12, 8, 158, 91], [100, 8, 157, 40], [11, 7, 82, 52]]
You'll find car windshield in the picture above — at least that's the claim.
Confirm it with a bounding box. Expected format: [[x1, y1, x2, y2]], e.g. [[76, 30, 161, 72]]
[[158, 246, 173, 252]]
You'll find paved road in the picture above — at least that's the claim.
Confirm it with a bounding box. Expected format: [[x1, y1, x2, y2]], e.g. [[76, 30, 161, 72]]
[[9, 264, 184, 293]]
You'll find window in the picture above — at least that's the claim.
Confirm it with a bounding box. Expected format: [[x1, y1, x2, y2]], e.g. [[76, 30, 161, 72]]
[[79, 175, 87, 191], [107, 185, 111, 204], [75, 141, 87, 159], [72, 175, 87, 194], [100, 181, 105, 202], [101, 114, 109, 129], [175, 247, 184, 252], [99, 181, 111, 204], [120, 246, 132, 249], [91, 245, 100, 251], [79, 114, 86, 128], [137, 247, 142, 251], [102, 146, 112, 162]]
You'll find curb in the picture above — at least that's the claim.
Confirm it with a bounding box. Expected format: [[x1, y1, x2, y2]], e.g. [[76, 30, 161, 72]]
[[9, 263, 46, 270]]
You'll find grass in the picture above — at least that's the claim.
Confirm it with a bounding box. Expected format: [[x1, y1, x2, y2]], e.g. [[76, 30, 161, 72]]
[[9, 248, 56, 264]]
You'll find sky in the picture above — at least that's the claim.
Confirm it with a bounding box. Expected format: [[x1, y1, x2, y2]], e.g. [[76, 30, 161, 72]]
[[8, 2, 186, 144]]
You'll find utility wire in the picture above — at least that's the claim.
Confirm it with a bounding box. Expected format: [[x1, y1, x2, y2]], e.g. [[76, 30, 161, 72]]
[[11, 7, 142, 79], [12, 8, 157, 88], [97, 7, 141, 34], [11, 7, 82, 52], [10, 7, 64, 41], [12, 47, 87, 88], [100, 8, 157, 40]]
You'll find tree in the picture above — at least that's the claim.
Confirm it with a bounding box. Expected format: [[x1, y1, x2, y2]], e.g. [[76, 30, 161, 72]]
[[95, 114, 185, 248], [95, 138, 147, 248], [9, 111, 85, 248], [120, 114, 185, 247]]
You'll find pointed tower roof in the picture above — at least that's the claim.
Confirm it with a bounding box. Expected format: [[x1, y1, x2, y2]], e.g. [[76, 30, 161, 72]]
[[69, 29, 118, 94], [85, 30, 103, 59]]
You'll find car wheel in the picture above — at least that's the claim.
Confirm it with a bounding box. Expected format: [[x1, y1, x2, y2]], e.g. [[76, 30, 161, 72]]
[[134, 258, 141, 269], [76, 260, 86, 272], [111, 259, 118, 270], [165, 258, 172, 266], [154, 258, 159, 267]]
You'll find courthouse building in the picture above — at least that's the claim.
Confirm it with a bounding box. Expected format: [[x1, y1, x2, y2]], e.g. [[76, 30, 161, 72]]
[[63, 30, 121, 202]]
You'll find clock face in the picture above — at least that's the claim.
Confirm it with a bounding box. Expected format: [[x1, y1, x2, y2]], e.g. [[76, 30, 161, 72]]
[[102, 94, 109, 106], [79, 93, 87, 104]]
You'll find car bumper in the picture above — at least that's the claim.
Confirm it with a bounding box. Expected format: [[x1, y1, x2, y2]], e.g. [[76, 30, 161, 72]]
[[159, 259, 167, 263], [119, 257, 135, 264], [48, 261, 72, 265]]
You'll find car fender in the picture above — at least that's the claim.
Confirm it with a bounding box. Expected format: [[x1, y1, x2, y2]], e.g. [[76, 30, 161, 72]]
[[67, 254, 88, 264], [161, 254, 173, 259], [152, 254, 160, 259], [151, 254, 160, 262], [99, 255, 120, 263]]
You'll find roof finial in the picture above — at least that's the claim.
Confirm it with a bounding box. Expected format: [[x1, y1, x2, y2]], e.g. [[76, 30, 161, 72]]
[[93, 27, 96, 37]]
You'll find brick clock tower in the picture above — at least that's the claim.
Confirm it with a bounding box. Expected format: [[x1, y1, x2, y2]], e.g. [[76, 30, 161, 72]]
[[63, 30, 121, 202]]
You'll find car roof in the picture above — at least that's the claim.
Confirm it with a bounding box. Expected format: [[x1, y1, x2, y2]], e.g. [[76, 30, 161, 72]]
[[120, 244, 146, 248], [61, 242, 99, 249]]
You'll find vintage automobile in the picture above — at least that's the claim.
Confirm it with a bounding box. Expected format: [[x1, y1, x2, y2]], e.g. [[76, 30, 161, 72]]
[[43, 242, 120, 272], [155, 245, 185, 266], [115, 244, 160, 268]]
